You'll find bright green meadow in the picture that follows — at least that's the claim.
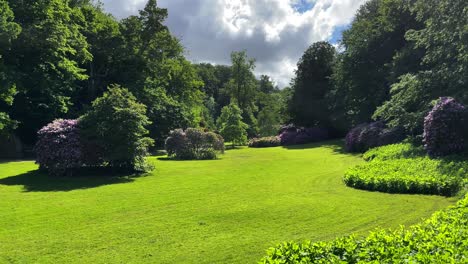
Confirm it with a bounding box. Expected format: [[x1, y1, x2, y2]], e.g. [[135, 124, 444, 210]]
[[0, 141, 456, 263]]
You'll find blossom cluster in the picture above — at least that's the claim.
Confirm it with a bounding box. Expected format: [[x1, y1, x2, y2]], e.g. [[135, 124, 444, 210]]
[[35, 119, 82, 175], [423, 97, 467, 157]]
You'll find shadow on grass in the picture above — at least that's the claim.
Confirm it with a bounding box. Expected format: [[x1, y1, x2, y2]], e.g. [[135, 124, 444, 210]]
[[0, 167, 144, 192], [281, 139, 349, 154]]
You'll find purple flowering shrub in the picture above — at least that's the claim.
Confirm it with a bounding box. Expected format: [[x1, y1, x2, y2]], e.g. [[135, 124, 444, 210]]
[[423, 97, 467, 157], [248, 136, 281, 148], [345, 121, 405, 153], [165, 128, 224, 160], [35, 119, 82, 176], [279, 125, 329, 146]]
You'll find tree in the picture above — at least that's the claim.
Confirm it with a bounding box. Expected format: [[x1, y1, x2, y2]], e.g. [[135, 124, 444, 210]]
[[6, 0, 92, 143], [328, 0, 422, 131], [217, 103, 248, 147], [374, 0, 468, 135], [289, 41, 336, 127], [79, 85, 154, 171], [223, 51, 258, 136], [0, 0, 20, 133]]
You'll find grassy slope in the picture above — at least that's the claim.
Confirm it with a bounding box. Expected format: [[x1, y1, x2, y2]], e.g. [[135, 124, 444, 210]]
[[0, 141, 456, 263]]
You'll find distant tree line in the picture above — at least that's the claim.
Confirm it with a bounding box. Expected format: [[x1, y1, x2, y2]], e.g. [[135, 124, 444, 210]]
[[0, 0, 291, 150]]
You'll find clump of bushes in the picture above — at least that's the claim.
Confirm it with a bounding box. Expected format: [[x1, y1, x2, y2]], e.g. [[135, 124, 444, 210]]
[[35, 119, 82, 176], [35, 86, 154, 175], [260, 195, 468, 263], [423, 97, 467, 157], [248, 136, 281, 148], [343, 143, 468, 196], [345, 121, 405, 153], [279, 125, 329, 146], [165, 128, 224, 160]]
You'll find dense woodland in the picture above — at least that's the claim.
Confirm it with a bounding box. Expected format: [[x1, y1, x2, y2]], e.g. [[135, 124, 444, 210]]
[[0, 0, 467, 150]]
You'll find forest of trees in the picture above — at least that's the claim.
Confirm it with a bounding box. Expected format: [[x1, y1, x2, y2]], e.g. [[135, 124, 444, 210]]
[[0, 0, 466, 152]]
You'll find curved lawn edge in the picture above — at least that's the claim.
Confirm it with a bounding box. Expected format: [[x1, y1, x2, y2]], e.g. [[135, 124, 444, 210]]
[[260, 194, 468, 263]]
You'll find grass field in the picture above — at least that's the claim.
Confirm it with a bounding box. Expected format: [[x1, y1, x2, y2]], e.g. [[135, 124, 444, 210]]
[[0, 141, 457, 263]]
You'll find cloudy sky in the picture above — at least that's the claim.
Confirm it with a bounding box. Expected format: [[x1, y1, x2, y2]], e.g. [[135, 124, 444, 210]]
[[101, 0, 367, 87]]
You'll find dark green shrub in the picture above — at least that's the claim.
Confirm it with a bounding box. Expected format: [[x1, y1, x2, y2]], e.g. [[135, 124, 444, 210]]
[[344, 143, 468, 196], [260, 195, 468, 263], [165, 128, 224, 160], [79, 85, 154, 172], [248, 136, 281, 148]]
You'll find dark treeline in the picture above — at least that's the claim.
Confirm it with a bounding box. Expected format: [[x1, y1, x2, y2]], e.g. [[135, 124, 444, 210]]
[[0, 0, 289, 148], [1, 0, 466, 151], [290, 0, 467, 137]]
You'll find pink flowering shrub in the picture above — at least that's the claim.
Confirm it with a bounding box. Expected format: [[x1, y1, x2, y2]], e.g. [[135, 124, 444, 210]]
[[165, 128, 224, 160], [423, 97, 467, 157], [35, 119, 82, 176]]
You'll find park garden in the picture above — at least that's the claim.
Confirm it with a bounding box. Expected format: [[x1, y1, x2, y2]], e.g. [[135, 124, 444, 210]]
[[0, 0, 467, 263]]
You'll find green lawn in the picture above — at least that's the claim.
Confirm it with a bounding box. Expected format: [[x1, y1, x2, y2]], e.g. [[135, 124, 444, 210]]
[[0, 141, 456, 263]]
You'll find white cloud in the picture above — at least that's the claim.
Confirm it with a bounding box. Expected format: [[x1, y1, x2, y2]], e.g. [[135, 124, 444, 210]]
[[101, 0, 367, 87]]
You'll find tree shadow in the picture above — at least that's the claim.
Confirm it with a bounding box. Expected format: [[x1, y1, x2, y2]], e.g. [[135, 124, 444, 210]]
[[0, 167, 145, 192], [281, 139, 349, 153]]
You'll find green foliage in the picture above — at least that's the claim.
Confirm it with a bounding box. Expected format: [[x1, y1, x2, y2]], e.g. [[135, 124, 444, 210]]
[[290, 41, 336, 127], [217, 103, 248, 147], [79, 85, 154, 172], [344, 143, 468, 196], [374, 0, 468, 134], [328, 0, 421, 130], [261, 195, 468, 263]]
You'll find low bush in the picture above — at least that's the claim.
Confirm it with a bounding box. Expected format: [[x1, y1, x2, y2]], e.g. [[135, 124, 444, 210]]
[[345, 121, 405, 153], [248, 136, 281, 148], [344, 143, 468, 196], [344, 158, 465, 196], [279, 125, 329, 146], [363, 142, 425, 161], [165, 128, 224, 160], [260, 195, 468, 263], [35, 119, 82, 176], [423, 97, 467, 157]]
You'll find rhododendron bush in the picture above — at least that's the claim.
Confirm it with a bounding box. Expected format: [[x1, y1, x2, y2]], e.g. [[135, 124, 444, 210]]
[[35, 119, 82, 176], [165, 128, 224, 160], [278, 125, 329, 146], [345, 121, 405, 153], [423, 97, 467, 157]]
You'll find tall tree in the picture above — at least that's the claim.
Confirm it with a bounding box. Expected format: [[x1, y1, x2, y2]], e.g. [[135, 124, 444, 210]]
[[0, 0, 21, 132], [374, 0, 468, 134], [329, 0, 421, 131], [217, 103, 248, 147], [6, 0, 92, 143], [223, 51, 258, 136], [289, 41, 336, 127]]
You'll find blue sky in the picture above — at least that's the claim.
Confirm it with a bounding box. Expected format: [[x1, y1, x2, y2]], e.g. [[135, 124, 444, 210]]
[[102, 0, 367, 87]]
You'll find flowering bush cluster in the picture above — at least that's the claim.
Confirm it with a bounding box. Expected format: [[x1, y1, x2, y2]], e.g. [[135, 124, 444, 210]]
[[35, 119, 82, 176], [165, 128, 224, 160], [248, 136, 281, 148], [423, 97, 467, 157], [278, 125, 329, 146], [345, 121, 405, 153]]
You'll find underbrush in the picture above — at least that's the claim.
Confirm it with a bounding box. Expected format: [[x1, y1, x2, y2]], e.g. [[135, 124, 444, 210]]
[[344, 143, 468, 196], [260, 195, 468, 263]]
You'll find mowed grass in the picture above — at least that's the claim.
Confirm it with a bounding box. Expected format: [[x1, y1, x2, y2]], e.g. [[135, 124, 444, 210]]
[[0, 141, 457, 264]]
